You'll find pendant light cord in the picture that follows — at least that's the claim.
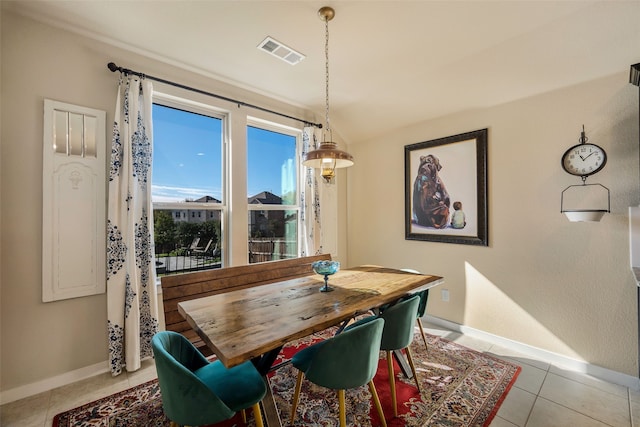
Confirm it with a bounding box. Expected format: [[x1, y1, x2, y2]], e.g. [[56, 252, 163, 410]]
[[324, 15, 331, 137], [301, 6, 354, 177]]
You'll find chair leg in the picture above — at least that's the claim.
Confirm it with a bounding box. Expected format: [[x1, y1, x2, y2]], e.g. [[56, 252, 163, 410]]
[[169, 422, 180, 427], [417, 318, 428, 351], [241, 408, 246, 423], [338, 389, 346, 427], [405, 346, 421, 393], [252, 402, 264, 427], [290, 370, 304, 424], [386, 350, 398, 417], [368, 380, 387, 427]]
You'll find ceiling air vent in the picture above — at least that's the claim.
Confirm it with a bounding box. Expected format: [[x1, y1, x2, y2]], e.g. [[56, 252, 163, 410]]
[[258, 36, 305, 65]]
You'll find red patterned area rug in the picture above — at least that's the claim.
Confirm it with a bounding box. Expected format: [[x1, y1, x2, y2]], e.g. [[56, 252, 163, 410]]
[[53, 329, 520, 427]]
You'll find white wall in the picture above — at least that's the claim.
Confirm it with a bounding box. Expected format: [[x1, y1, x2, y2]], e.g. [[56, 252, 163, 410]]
[[347, 72, 639, 376]]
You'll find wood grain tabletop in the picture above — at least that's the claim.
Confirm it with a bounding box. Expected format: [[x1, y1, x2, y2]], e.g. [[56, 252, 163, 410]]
[[178, 265, 443, 368]]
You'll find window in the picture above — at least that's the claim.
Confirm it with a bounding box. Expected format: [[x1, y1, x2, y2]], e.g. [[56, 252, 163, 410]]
[[150, 94, 303, 274], [152, 102, 224, 275], [247, 124, 299, 263]]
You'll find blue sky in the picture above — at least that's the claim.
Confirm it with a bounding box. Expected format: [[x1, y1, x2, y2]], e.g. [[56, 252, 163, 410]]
[[152, 104, 296, 203]]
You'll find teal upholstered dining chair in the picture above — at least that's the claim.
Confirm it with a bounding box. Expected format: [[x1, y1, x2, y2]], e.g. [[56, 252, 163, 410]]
[[151, 331, 266, 427], [290, 317, 388, 427], [415, 289, 430, 349], [378, 294, 422, 417], [400, 268, 430, 350]]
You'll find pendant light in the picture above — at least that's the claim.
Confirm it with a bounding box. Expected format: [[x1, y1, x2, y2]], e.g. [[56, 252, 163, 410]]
[[302, 6, 354, 183]]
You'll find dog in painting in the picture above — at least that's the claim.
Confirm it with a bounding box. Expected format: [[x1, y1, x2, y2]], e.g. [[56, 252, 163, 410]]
[[412, 154, 450, 229]]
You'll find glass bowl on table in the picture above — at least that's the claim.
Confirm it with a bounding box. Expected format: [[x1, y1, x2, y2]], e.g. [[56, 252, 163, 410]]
[[311, 260, 340, 292]]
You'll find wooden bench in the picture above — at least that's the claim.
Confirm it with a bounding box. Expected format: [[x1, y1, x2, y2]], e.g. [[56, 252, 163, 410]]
[[161, 254, 332, 355]]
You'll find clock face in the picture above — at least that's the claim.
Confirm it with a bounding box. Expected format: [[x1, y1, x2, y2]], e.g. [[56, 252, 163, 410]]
[[561, 143, 607, 177]]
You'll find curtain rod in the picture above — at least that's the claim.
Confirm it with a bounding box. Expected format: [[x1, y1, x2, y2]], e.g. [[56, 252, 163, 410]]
[[107, 62, 322, 129]]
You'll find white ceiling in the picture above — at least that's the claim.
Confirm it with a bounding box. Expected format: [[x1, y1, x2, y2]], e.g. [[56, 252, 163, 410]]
[[6, 1, 640, 143]]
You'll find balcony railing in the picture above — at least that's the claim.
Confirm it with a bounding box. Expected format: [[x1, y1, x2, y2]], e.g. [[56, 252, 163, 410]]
[[155, 253, 221, 276], [155, 237, 297, 276], [249, 238, 297, 263]]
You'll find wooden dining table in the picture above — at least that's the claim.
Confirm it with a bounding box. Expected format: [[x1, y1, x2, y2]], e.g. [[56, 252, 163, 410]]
[[177, 264, 444, 426]]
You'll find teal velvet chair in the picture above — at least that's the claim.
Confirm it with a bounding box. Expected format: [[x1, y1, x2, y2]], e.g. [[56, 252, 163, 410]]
[[400, 269, 430, 350], [415, 289, 430, 350], [290, 317, 387, 427], [151, 331, 266, 427], [378, 294, 422, 417]]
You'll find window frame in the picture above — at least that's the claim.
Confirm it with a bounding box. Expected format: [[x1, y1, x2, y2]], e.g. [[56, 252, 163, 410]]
[[246, 117, 303, 260], [150, 92, 305, 269], [152, 92, 228, 266]]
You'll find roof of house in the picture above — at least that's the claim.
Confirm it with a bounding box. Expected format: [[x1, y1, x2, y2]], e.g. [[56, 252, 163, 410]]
[[248, 191, 282, 205]]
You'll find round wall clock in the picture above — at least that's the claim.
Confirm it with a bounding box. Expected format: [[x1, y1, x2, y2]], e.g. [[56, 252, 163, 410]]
[[561, 128, 607, 177]]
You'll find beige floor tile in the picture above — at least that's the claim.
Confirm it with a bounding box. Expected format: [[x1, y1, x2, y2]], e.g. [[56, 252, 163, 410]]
[[527, 397, 615, 427], [632, 398, 640, 427], [549, 364, 629, 398], [45, 371, 129, 422], [126, 358, 158, 387], [489, 415, 519, 427], [419, 321, 461, 340], [486, 344, 551, 372], [0, 391, 50, 427], [510, 362, 547, 395], [449, 334, 494, 352], [44, 413, 57, 427], [494, 386, 536, 426], [539, 372, 631, 427]]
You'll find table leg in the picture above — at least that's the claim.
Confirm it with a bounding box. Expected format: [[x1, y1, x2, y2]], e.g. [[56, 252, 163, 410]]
[[252, 347, 285, 427], [393, 349, 413, 379], [252, 347, 283, 376], [260, 380, 283, 427]]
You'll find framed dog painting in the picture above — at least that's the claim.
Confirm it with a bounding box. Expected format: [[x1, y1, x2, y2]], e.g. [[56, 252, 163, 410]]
[[405, 128, 488, 246]]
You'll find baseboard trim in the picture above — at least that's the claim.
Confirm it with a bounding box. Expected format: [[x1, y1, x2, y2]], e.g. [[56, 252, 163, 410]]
[[425, 315, 640, 391], [0, 361, 110, 405]]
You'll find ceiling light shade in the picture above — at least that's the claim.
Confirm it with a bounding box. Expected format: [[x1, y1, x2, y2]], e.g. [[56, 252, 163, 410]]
[[303, 141, 354, 181], [302, 6, 354, 183]]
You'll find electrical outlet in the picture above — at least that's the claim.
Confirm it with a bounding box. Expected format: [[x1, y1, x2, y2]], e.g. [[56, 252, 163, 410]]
[[441, 289, 450, 302]]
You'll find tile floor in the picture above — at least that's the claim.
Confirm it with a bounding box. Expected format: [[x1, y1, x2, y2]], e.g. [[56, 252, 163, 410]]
[[1, 320, 639, 426]]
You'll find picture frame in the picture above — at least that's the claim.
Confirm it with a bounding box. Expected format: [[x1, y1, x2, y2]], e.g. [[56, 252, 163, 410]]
[[405, 128, 488, 246]]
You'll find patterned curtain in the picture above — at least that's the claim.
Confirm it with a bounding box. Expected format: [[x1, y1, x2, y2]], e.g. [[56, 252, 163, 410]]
[[300, 126, 323, 256], [106, 75, 159, 376]]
